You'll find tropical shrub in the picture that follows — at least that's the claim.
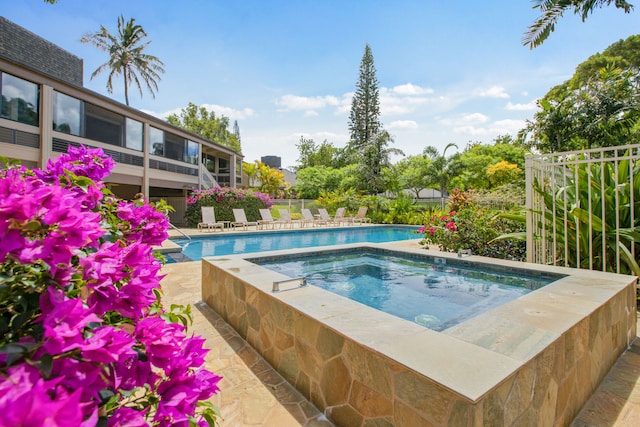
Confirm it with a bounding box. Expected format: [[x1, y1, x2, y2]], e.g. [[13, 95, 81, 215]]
[[467, 184, 525, 209], [185, 187, 273, 227], [0, 146, 221, 426], [419, 195, 526, 260], [316, 188, 362, 214], [521, 154, 640, 275]]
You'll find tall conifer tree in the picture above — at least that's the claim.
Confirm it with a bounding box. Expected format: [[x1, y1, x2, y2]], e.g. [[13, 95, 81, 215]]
[[348, 44, 396, 194], [348, 44, 382, 151]]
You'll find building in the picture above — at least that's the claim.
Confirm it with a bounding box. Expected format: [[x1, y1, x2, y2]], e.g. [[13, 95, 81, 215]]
[[0, 17, 242, 224]]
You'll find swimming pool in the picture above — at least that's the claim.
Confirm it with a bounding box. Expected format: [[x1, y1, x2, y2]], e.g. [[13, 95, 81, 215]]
[[171, 225, 419, 260], [252, 249, 558, 331]]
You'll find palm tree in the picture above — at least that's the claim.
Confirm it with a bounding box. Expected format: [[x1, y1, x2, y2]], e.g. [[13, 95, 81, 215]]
[[524, 0, 633, 49], [423, 143, 459, 209], [80, 15, 165, 106]]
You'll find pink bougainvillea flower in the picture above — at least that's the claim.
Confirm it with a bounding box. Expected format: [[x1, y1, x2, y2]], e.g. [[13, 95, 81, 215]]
[[37, 145, 115, 183], [0, 364, 93, 427], [41, 288, 102, 355], [80, 325, 137, 364], [107, 407, 149, 427], [1, 146, 221, 426]]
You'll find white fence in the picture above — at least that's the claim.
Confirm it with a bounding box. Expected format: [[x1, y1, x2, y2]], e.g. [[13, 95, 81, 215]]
[[525, 144, 640, 275]]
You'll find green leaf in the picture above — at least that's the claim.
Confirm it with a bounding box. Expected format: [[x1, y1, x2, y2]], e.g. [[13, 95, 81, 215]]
[[34, 353, 53, 377]]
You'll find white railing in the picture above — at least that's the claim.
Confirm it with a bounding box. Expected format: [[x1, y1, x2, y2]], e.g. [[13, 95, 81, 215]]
[[525, 143, 640, 275], [200, 164, 218, 189]]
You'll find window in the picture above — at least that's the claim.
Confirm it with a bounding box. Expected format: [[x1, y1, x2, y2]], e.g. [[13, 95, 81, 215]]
[[1, 73, 39, 126], [218, 157, 230, 174], [84, 103, 123, 147], [125, 118, 143, 151], [149, 127, 164, 156], [186, 140, 198, 165], [53, 91, 81, 135], [164, 132, 184, 162], [202, 154, 216, 173]]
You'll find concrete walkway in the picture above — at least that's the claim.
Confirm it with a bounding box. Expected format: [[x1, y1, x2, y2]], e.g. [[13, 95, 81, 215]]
[[160, 227, 640, 426]]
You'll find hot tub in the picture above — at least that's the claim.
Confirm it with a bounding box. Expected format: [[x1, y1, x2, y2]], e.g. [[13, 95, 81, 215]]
[[201, 242, 637, 426]]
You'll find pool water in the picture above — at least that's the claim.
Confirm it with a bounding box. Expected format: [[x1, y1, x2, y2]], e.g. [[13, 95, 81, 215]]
[[253, 250, 557, 331], [173, 226, 420, 260]]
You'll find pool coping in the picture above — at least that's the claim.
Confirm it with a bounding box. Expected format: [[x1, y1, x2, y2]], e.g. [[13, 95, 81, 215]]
[[201, 241, 637, 424]]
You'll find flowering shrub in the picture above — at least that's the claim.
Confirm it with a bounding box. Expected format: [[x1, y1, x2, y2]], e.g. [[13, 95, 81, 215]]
[[0, 146, 221, 426], [418, 211, 459, 249], [185, 187, 273, 227], [419, 207, 526, 261]]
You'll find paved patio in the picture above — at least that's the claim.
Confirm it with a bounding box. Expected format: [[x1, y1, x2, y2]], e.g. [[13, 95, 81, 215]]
[[159, 227, 640, 426]]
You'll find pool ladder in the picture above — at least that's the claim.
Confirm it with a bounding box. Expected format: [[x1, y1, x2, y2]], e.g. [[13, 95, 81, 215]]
[[272, 277, 307, 292]]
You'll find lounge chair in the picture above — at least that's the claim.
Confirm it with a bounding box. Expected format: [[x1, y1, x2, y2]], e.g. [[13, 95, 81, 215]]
[[318, 208, 347, 226], [278, 209, 299, 228], [352, 206, 372, 224], [231, 208, 258, 230], [333, 207, 353, 225], [301, 208, 328, 227], [197, 206, 225, 232], [258, 208, 285, 230], [317, 208, 334, 225]]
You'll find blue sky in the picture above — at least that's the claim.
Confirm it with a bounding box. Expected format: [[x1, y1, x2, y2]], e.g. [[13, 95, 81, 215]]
[[3, 1, 639, 168]]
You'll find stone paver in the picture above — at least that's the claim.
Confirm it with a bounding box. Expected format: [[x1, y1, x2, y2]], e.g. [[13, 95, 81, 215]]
[[162, 227, 640, 426], [160, 261, 333, 427], [571, 328, 640, 427]]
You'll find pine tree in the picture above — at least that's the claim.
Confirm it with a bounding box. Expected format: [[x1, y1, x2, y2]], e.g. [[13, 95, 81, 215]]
[[233, 120, 241, 144], [348, 44, 382, 151], [348, 44, 396, 194]]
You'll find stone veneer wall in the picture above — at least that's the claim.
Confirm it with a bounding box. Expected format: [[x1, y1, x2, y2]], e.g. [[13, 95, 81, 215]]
[[202, 259, 636, 426]]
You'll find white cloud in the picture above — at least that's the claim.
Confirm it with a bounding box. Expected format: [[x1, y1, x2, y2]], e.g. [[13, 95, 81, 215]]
[[453, 125, 489, 136], [143, 104, 255, 121], [275, 94, 340, 111], [390, 83, 434, 96], [490, 119, 526, 134], [458, 113, 489, 125], [201, 104, 256, 120], [474, 85, 509, 99], [304, 110, 319, 117], [452, 118, 526, 137], [387, 120, 418, 130], [506, 101, 537, 111], [380, 85, 434, 115], [334, 93, 353, 115]]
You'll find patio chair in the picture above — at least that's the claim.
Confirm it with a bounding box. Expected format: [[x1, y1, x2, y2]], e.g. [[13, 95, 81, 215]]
[[333, 207, 353, 225], [317, 208, 334, 225], [278, 209, 299, 228], [231, 208, 258, 230], [197, 206, 225, 232], [258, 208, 285, 230], [301, 208, 328, 227], [352, 206, 372, 224]]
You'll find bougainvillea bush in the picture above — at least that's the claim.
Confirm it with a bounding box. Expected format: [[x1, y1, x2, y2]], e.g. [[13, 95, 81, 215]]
[[0, 146, 221, 426], [418, 190, 527, 261], [185, 187, 273, 227]]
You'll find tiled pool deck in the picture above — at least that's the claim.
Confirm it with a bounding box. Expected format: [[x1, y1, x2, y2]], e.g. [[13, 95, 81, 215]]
[[160, 227, 640, 426]]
